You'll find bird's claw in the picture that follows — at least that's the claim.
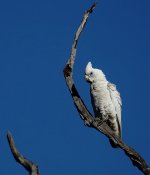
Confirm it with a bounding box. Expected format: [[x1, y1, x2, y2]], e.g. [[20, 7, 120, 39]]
[[95, 116, 108, 126]]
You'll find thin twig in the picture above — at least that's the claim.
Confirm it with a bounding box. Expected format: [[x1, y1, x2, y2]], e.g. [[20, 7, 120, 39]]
[[7, 131, 40, 175], [63, 3, 150, 175]]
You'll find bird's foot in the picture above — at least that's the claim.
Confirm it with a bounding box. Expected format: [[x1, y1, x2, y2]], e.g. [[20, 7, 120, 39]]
[[95, 116, 108, 126]]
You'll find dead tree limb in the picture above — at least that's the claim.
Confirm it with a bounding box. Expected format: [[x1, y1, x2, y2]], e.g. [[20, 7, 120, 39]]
[[63, 3, 150, 175], [7, 131, 40, 175]]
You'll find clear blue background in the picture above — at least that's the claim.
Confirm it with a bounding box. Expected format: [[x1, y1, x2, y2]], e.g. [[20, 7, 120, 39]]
[[0, 0, 149, 175]]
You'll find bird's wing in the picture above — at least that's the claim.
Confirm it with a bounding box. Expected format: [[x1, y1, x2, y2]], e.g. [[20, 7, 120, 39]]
[[107, 82, 122, 135]]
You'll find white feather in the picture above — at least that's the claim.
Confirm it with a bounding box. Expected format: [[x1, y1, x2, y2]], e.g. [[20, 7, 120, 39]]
[[107, 83, 122, 136], [85, 62, 122, 139]]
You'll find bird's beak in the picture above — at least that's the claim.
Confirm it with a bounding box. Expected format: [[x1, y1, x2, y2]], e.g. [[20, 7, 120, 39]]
[[85, 75, 88, 80], [85, 75, 90, 82]]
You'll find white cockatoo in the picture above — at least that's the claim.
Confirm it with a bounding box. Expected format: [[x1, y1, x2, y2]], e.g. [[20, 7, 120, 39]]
[[85, 62, 122, 147]]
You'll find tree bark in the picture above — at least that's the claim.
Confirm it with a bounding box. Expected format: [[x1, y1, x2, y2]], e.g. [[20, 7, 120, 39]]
[[63, 3, 150, 175], [7, 131, 40, 175]]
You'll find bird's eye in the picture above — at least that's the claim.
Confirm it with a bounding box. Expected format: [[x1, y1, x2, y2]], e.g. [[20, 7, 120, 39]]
[[90, 72, 93, 76]]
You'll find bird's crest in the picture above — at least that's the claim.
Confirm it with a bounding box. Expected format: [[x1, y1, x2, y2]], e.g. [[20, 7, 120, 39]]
[[85, 61, 92, 74]]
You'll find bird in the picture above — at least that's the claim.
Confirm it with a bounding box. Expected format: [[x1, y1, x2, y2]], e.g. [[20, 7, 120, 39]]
[[85, 62, 122, 147]]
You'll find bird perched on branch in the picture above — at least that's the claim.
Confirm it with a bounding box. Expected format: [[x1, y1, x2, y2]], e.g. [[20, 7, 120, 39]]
[[85, 62, 122, 147]]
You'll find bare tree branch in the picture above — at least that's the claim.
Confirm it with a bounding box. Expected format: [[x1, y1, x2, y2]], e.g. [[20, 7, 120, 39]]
[[63, 3, 150, 175], [7, 131, 40, 175]]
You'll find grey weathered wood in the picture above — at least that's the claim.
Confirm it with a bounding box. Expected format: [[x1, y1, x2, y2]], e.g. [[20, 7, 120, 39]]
[[7, 131, 40, 175], [63, 3, 150, 175]]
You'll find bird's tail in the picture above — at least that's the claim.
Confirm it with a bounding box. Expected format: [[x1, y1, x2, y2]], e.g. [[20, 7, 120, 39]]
[[109, 138, 119, 148], [109, 126, 122, 148]]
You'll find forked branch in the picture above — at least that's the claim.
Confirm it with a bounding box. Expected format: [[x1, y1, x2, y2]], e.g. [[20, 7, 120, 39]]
[[7, 131, 40, 175], [63, 3, 150, 175]]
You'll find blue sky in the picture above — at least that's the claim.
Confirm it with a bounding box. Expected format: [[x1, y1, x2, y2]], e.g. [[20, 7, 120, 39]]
[[0, 0, 149, 175]]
